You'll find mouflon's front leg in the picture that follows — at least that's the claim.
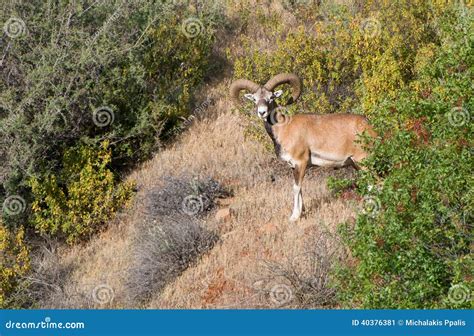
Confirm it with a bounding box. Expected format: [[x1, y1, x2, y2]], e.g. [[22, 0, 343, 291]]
[[289, 158, 308, 222]]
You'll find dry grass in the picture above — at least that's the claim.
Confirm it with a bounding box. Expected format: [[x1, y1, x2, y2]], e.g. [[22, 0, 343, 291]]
[[26, 218, 131, 308], [141, 83, 356, 308], [30, 80, 357, 308], [151, 164, 355, 308]]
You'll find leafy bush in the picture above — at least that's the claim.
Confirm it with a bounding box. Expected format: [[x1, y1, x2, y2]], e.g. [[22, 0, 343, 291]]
[[230, 0, 439, 141], [29, 141, 134, 244], [0, 222, 30, 308], [335, 3, 473, 308], [1, 1, 220, 229]]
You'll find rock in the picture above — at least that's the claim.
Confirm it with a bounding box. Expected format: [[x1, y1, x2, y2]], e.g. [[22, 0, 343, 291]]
[[215, 207, 231, 222]]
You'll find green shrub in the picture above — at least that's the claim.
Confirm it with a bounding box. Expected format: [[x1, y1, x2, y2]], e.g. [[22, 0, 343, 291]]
[[327, 176, 356, 196], [1, 1, 220, 228], [335, 2, 473, 308], [29, 141, 134, 244], [229, 0, 437, 144], [0, 222, 30, 308]]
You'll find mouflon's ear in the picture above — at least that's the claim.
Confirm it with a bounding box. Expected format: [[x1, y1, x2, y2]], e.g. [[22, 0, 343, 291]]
[[273, 90, 284, 98], [244, 93, 256, 102]]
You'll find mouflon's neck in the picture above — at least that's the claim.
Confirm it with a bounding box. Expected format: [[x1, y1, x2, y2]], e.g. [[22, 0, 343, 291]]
[[264, 109, 283, 157]]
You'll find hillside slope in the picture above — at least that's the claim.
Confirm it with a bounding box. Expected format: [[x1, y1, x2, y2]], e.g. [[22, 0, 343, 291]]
[[5, 0, 471, 310], [33, 81, 357, 309]]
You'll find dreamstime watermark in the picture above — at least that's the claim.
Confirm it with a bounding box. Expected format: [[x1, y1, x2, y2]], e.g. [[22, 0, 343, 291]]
[[194, 97, 213, 115], [174, 97, 214, 135], [268, 107, 293, 126], [181, 17, 204, 38], [269, 284, 294, 306], [181, 194, 209, 216], [361, 195, 381, 218], [360, 18, 381, 38], [447, 107, 470, 127], [3, 17, 26, 38], [92, 106, 115, 127], [4, 316, 85, 330], [91, 284, 115, 305], [2, 195, 26, 216], [448, 284, 471, 305], [89, 9, 121, 44]]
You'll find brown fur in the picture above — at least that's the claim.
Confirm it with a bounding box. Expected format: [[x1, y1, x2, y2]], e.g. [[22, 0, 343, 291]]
[[270, 112, 377, 221], [273, 113, 377, 165]]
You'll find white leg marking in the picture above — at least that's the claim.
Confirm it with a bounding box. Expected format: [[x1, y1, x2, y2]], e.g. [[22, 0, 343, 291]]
[[290, 184, 302, 222], [281, 152, 296, 168]]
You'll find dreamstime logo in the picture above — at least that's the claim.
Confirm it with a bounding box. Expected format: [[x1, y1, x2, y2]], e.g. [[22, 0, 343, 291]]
[[269, 284, 293, 306], [3, 17, 26, 38], [93, 106, 115, 127], [448, 284, 471, 305], [181, 17, 204, 38], [361, 195, 381, 218], [194, 97, 213, 115], [268, 107, 293, 126], [182, 195, 206, 216], [92, 284, 114, 305], [2, 195, 26, 216], [360, 18, 381, 38], [173, 97, 214, 136], [447, 107, 470, 127]]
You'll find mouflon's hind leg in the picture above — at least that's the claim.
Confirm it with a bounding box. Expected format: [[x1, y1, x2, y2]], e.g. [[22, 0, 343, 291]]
[[289, 159, 308, 222]]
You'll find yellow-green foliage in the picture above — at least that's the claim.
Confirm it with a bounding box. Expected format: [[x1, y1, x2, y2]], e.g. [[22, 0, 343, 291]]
[[144, 11, 216, 135], [232, 25, 356, 115], [0, 223, 30, 308], [352, 1, 438, 116], [230, 0, 445, 134], [30, 141, 134, 244]]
